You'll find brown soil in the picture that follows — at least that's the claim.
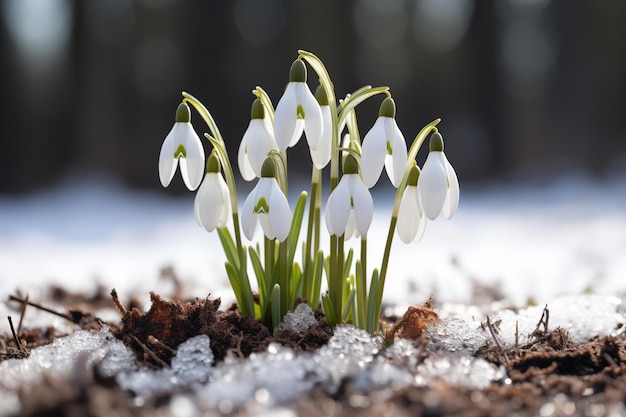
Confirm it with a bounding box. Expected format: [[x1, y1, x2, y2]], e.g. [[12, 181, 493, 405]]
[[3, 288, 626, 417]]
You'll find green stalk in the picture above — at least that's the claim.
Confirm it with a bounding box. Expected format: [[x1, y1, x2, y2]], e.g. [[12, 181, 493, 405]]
[[358, 236, 367, 328], [278, 241, 290, 316], [303, 166, 320, 306]]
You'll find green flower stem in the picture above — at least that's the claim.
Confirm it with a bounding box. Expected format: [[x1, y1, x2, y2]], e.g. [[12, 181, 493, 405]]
[[374, 215, 397, 331], [278, 241, 290, 316], [373, 118, 441, 331], [253, 86, 275, 123], [182, 92, 255, 317], [303, 166, 320, 306], [358, 236, 368, 328]]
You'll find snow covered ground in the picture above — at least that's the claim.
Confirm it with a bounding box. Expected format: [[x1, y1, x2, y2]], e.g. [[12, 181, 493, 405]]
[[1, 171, 625, 310]]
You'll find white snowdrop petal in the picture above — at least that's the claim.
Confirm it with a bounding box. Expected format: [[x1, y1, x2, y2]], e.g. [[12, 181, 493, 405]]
[[238, 123, 257, 181], [325, 180, 351, 236], [419, 152, 448, 220], [274, 83, 300, 150], [247, 120, 275, 177], [311, 106, 332, 169], [345, 210, 358, 240], [267, 182, 292, 242], [360, 118, 387, 188], [180, 124, 205, 191], [324, 200, 335, 235], [350, 176, 374, 236], [397, 186, 420, 243], [297, 83, 324, 151], [414, 192, 427, 243], [194, 174, 228, 232], [385, 122, 408, 188], [158, 126, 179, 187], [241, 184, 260, 240], [217, 178, 231, 227], [442, 154, 460, 219]]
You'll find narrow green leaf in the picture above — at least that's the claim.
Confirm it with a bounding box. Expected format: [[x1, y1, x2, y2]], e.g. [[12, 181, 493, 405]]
[[248, 246, 266, 301], [366, 269, 380, 334], [321, 293, 337, 327], [287, 192, 308, 265], [290, 262, 303, 304], [217, 227, 240, 270], [271, 284, 282, 330], [342, 289, 356, 322], [309, 250, 324, 309], [223, 262, 241, 297], [355, 259, 366, 329], [343, 248, 354, 280]]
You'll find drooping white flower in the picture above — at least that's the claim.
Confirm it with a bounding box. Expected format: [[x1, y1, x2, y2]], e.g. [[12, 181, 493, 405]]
[[194, 153, 231, 232], [396, 165, 427, 244], [325, 155, 373, 239], [159, 103, 205, 191], [241, 158, 291, 242], [309, 85, 332, 169], [238, 99, 278, 180], [418, 132, 460, 220], [360, 97, 408, 188], [274, 59, 324, 151]]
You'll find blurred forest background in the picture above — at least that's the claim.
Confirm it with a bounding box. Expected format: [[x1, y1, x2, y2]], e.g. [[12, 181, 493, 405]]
[[0, 0, 625, 194]]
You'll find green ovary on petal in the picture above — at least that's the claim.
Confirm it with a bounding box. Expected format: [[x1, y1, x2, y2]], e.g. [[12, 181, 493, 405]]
[[174, 144, 186, 159], [254, 197, 270, 214]]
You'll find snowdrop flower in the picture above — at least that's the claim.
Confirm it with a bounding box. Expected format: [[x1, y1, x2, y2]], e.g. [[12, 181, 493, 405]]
[[241, 158, 291, 242], [238, 99, 278, 180], [418, 132, 460, 220], [396, 165, 427, 244], [274, 59, 324, 151], [360, 97, 408, 188], [194, 153, 231, 232], [325, 155, 373, 239], [310, 85, 332, 169], [159, 103, 205, 191]]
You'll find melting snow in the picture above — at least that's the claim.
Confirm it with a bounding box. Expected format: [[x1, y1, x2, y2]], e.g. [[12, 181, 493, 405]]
[[0, 294, 623, 415]]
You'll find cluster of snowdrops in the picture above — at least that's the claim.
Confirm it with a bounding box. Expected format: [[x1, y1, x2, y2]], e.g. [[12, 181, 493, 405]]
[[158, 51, 458, 334]]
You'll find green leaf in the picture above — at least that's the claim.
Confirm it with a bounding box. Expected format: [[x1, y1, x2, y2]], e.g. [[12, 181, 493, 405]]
[[271, 284, 282, 330], [248, 246, 266, 301], [322, 293, 337, 327], [290, 262, 303, 305], [223, 262, 241, 296], [342, 289, 356, 322], [287, 192, 308, 264], [343, 248, 354, 280], [309, 250, 325, 309], [355, 259, 366, 329], [217, 227, 240, 270], [366, 269, 380, 334]]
